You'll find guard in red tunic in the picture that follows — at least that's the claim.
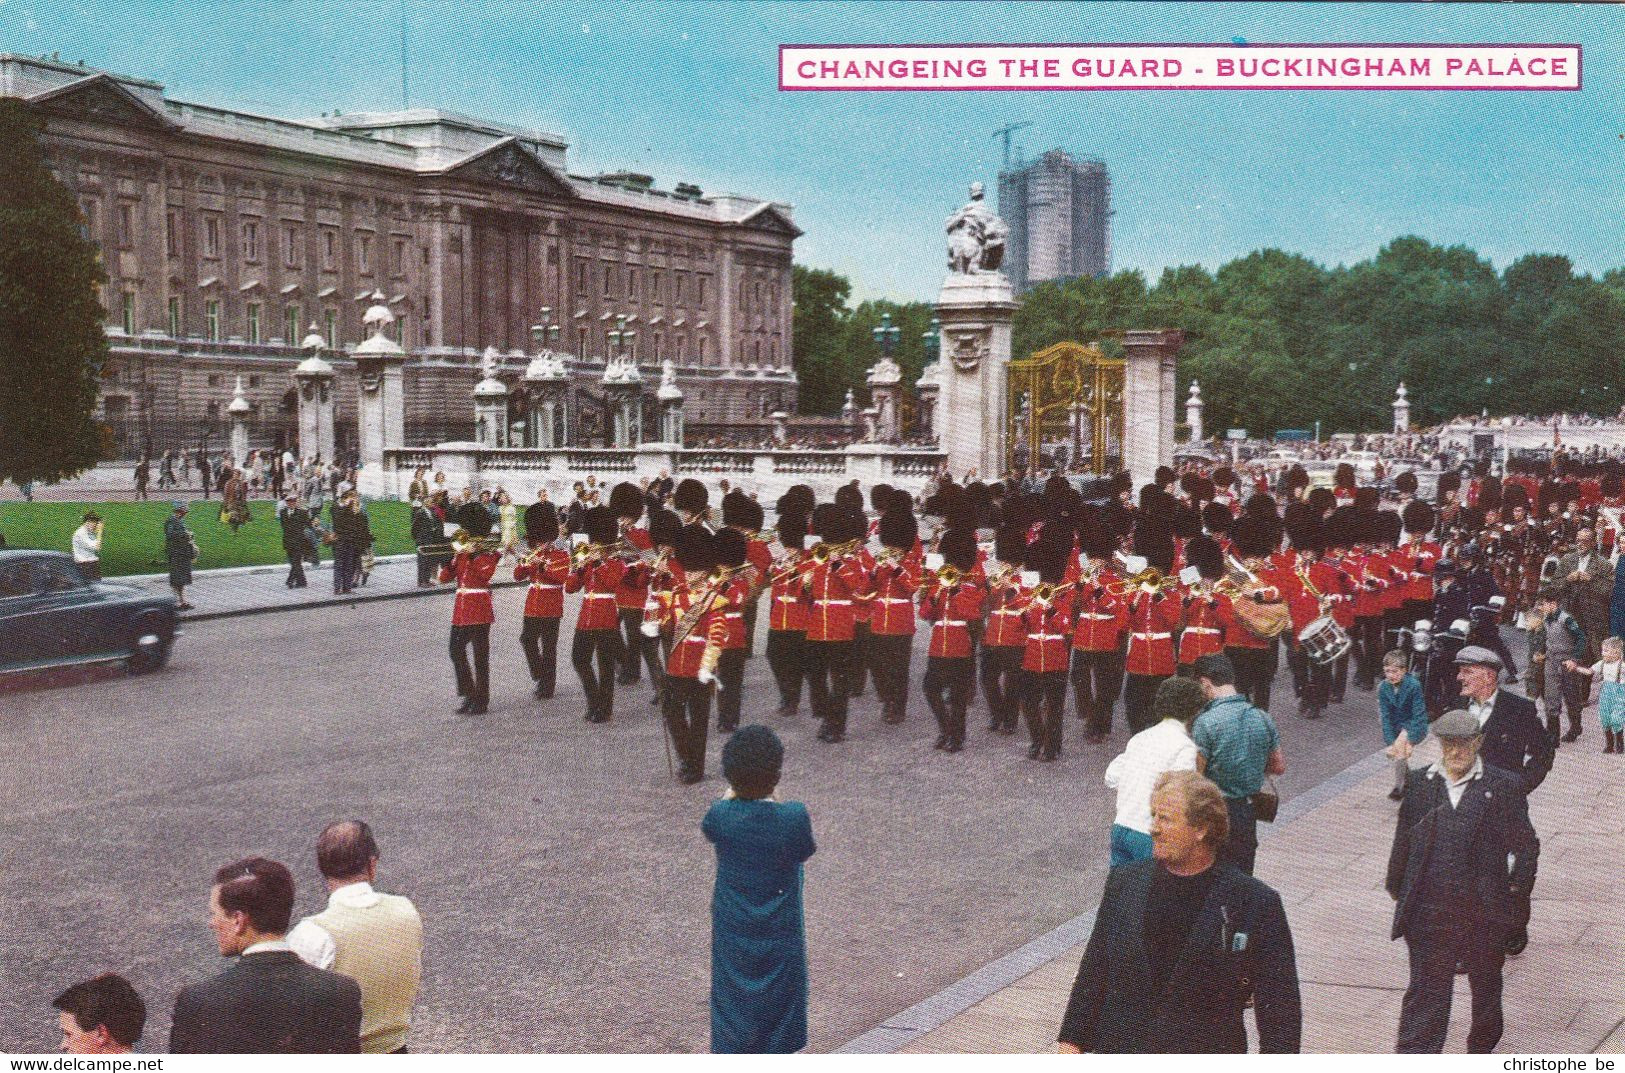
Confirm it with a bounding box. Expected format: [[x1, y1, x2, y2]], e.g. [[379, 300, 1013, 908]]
[[711, 528, 757, 733], [919, 527, 984, 752], [981, 521, 1031, 734], [1071, 519, 1127, 744], [650, 524, 732, 784], [438, 512, 501, 715], [1320, 508, 1361, 704], [610, 481, 659, 692], [566, 506, 628, 723], [1122, 579, 1181, 734], [1400, 500, 1441, 630], [1219, 512, 1287, 711], [1178, 532, 1228, 678], [513, 501, 570, 700], [804, 502, 871, 744], [867, 505, 921, 725], [1017, 523, 1074, 762], [766, 502, 813, 718], [723, 489, 774, 659], [837, 484, 874, 700]]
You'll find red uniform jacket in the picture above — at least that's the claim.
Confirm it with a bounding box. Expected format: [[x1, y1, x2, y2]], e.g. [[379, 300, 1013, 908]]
[[1124, 590, 1181, 676], [1179, 592, 1226, 665], [1319, 557, 1359, 629], [658, 576, 733, 679], [768, 554, 811, 632], [440, 550, 499, 627], [1403, 540, 1442, 604], [514, 547, 570, 619], [1072, 575, 1127, 653], [983, 570, 1030, 648], [1019, 590, 1074, 673], [850, 547, 877, 625], [868, 555, 921, 636], [567, 556, 628, 631], [718, 575, 753, 650], [920, 577, 984, 658], [1220, 565, 1283, 651], [614, 528, 653, 611], [1348, 552, 1383, 620], [804, 554, 870, 643]]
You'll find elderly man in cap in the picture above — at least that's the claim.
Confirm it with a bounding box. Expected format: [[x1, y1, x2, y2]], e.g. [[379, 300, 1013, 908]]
[[1452, 643, 1553, 957], [1386, 708, 1539, 1053], [278, 493, 314, 589]]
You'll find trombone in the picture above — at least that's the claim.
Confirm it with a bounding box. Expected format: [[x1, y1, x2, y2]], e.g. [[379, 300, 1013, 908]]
[[418, 528, 504, 557], [922, 563, 963, 589], [1105, 566, 1176, 597], [810, 538, 861, 565]]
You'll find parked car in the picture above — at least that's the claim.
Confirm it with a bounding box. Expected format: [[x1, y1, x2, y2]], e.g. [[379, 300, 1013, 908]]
[[0, 551, 179, 677]]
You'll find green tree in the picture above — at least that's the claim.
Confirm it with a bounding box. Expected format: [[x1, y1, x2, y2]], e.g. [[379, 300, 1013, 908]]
[[0, 98, 107, 485], [790, 264, 852, 415]]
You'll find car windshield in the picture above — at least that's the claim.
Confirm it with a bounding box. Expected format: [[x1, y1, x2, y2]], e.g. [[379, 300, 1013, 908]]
[[40, 559, 87, 592], [0, 562, 39, 597]]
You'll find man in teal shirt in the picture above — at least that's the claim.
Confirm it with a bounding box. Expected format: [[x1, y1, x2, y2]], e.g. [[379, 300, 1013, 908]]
[[1191, 654, 1287, 875]]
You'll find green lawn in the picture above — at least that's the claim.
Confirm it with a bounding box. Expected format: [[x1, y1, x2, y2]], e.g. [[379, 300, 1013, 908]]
[[0, 499, 415, 577]]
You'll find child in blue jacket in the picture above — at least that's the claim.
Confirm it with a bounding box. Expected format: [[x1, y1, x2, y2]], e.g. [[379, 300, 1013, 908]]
[[1379, 649, 1429, 800]]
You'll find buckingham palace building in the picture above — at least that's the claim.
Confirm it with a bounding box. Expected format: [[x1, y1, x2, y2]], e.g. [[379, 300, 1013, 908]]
[[2, 52, 799, 457]]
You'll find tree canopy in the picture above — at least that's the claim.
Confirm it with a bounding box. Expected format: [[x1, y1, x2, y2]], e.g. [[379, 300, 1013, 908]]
[[0, 98, 107, 485], [795, 236, 1625, 435]]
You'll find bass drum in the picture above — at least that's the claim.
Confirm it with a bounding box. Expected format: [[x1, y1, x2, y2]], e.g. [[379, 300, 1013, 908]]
[[1298, 615, 1352, 666]]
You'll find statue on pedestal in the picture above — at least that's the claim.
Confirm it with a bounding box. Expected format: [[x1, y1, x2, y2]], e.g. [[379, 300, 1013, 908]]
[[945, 181, 1008, 275]]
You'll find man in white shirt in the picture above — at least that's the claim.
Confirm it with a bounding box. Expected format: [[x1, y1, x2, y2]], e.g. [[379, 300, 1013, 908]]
[[70, 513, 103, 581], [1103, 676, 1205, 866], [288, 821, 423, 1054]]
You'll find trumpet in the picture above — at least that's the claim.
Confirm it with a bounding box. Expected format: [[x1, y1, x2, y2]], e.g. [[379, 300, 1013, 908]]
[[1030, 580, 1076, 606], [1106, 566, 1175, 597], [571, 540, 619, 566], [419, 529, 504, 557], [810, 539, 861, 565], [1214, 553, 1259, 598], [924, 564, 963, 588]]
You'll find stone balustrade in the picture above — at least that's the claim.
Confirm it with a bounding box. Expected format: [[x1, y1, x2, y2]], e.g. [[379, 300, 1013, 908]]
[[364, 442, 948, 502]]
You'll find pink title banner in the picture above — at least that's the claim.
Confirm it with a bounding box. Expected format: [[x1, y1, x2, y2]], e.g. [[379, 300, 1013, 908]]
[[779, 44, 1581, 91]]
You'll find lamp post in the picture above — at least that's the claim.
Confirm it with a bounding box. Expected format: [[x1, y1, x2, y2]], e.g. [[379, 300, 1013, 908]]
[[917, 317, 941, 441], [872, 311, 901, 360]]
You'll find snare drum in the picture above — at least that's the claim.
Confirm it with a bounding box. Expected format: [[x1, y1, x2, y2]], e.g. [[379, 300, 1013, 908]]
[[1298, 614, 1352, 665]]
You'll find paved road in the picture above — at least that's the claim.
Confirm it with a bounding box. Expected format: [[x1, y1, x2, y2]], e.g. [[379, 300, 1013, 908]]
[[0, 591, 1390, 1052]]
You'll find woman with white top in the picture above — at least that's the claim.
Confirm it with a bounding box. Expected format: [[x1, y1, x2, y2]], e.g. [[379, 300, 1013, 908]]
[[71, 512, 103, 581], [1103, 675, 1206, 866]]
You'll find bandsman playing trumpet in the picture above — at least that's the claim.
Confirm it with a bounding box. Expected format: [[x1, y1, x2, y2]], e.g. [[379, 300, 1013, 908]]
[[1070, 519, 1129, 744], [514, 502, 570, 700], [866, 503, 922, 726], [766, 497, 815, 718], [1217, 509, 1289, 711], [804, 503, 871, 744], [919, 528, 984, 753], [1016, 522, 1075, 762], [439, 510, 501, 715], [567, 505, 628, 724], [711, 529, 757, 733], [610, 482, 661, 694], [1121, 560, 1182, 734], [649, 524, 734, 784], [980, 522, 1032, 735], [1177, 533, 1228, 680]]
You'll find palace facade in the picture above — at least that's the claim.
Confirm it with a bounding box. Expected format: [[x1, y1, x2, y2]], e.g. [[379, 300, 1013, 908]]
[[1, 53, 799, 456]]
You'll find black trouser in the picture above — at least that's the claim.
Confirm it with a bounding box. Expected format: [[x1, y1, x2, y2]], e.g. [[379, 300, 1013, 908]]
[[1227, 645, 1275, 711], [716, 648, 747, 730], [519, 616, 560, 697], [1546, 666, 1588, 737], [1021, 669, 1067, 754], [1123, 673, 1168, 734], [1355, 615, 1384, 686], [1328, 647, 1350, 702], [1071, 649, 1124, 733], [868, 633, 913, 718], [1291, 642, 1331, 713], [743, 597, 760, 658], [416, 551, 435, 586], [1398, 914, 1507, 1053], [572, 628, 624, 720], [923, 655, 973, 741], [1286, 636, 1309, 698], [333, 541, 362, 593], [1221, 796, 1259, 875], [980, 645, 1024, 728], [449, 623, 490, 705], [663, 675, 712, 777], [805, 639, 853, 734], [283, 547, 305, 588], [847, 622, 872, 695], [766, 629, 805, 710], [618, 607, 662, 684]]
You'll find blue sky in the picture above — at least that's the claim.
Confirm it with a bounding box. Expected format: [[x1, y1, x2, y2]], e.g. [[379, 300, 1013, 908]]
[[5, 2, 1622, 300]]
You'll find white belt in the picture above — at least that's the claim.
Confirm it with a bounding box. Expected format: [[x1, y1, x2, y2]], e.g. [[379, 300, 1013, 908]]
[[1184, 626, 1221, 634], [680, 634, 707, 644], [457, 587, 490, 595], [775, 595, 802, 602], [529, 582, 561, 590], [935, 620, 968, 628], [816, 599, 852, 606], [876, 597, 912, 604], [584, 592, 616, 600], [1079, 612, 1116, 621], [1131, 631, 1172, 640], [992, 608, 1022, 616], [1030, 633, 1065, 641], [723, 612, 743, 619]]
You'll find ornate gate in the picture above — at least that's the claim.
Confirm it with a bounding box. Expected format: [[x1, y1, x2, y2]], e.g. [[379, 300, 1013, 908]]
[[1006, 341, 1124, 475]]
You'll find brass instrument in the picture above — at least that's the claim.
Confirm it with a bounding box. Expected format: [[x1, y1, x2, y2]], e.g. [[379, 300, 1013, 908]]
[[1030, 580, 1077, 606], [1106, 566, 1173, 597], [924, 564, 963, 589], [810, 538, 860, 565], [571, 540, 621, 567], [418, 528, 504, 557], [765, 552, 808, 588]]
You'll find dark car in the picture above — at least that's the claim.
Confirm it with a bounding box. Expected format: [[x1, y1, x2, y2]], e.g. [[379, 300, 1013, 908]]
[[0, 550, 179, 677]]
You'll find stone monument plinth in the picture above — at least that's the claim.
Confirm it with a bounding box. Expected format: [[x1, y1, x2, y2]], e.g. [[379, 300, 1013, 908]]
[[935, 272, 1017, 479], [354, 294, 408, 494], [1121, 329, 1186, 490], [293, 325, 335, 463]]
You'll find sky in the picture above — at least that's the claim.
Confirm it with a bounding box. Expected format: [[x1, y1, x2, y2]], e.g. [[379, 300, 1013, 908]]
[[4, 1, 1623, 301]]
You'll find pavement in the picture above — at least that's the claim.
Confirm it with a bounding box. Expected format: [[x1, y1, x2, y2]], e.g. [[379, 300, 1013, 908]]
[[855, 724, 1625, 1055]]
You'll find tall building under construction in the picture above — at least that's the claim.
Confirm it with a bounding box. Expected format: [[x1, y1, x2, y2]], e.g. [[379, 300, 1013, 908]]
[[997, 149, 1111, 294]]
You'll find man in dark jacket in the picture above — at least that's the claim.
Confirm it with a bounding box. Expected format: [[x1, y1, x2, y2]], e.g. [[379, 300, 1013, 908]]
[[1058, 770, 1301, 1053], [277, 494, 313, 589], [328, 491, 372, 595], [1386, 709, 1538, 1053], [410, 499, 443, 588], [170, 857, 361, 1053]]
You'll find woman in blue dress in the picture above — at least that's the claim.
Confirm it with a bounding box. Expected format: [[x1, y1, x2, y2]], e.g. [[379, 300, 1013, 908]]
[[703, 725, 816, 1053]]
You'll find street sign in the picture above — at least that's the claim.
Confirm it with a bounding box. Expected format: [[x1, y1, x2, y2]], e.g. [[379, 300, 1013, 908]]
[[1226, 428, 1248, 440], [1275, 429, 1312, 442]]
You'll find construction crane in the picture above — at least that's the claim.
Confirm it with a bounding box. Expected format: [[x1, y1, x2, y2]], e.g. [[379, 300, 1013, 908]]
[[991, 122, 1033, 169]]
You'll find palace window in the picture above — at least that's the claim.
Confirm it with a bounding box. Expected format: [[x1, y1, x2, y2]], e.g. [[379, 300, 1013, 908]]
[[165, 210, 180, 257], [78, 200, 99, 243], [285, 305, 300, 346], [627, 267, 638, 301], [324, 309, 337, 350], [207, 375, 221, 388], [698, 276, 708, 307], [121, 292, 136, 335], [698, 336, 710, 365], [322, 229, 337, 271], [117, 203, 134, 250], [392, 238, 407, 277], [575, 258, 589, 294], [675, 272, 687, 306], [202, 215, 221, 259], [246, 302, 261, 344], [653, 332, 662, 361], [283, 224, 300, 268], [577, 326, 589, 359], [651, 270, 663, 304], [356, 233, 372, 276], [602, 264, 614, 299], [168, 296, 182, 338], [241, 220, 259, 263], [205, 299, 221, 342], [248, 375, 261, 388]]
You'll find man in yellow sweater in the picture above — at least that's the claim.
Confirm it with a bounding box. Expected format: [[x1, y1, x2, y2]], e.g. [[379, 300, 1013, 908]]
[[288, 821, 423, 1054]]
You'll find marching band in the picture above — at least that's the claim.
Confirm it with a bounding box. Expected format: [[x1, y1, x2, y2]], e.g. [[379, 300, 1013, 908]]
[[434, 453, 1625, 780]]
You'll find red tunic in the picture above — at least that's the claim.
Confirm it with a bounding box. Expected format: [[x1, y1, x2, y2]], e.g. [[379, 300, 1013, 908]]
[[718, 576, 753, 649], [868, 556, 921, 636], [514, 547, 570, 619], [768, 553, 812, 632], [850, 547, 877, 625], [614, 527, 653, 610], [1072, 573, 1127, 653], [567, 556, 627, 631], [1178, 593, 1226, 665], [1403, 540, 1442, 603], [983, 571, 1030, 649], [920, 578, 984, 658], [439, 550, 499, 627], [1220, 564, 1283, 651], [1124, 590, 1180, 676], [1019, 591, 1075, 673], [658, 577, 733, 679], [804, 554, 870, 643]]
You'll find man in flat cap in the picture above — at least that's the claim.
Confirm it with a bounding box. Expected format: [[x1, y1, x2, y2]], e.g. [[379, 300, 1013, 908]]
[[1452, 644, 1553, 957], [1385, 708, 1538, 1053]]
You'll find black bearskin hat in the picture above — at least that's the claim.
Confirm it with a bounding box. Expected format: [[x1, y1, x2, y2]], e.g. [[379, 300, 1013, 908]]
[[1244, 493, 1280, 522], [878, 507, 918, 551], [940, 527, 977, 572], [1395, 471, 1419, 496], [674, 478, 709, 518], [583, 505, 619, 546], [1437, 471, 1462, 499], [713, 527, 748, 570], [776, 510, 809, 552], [1202, 501, 1234, 535], [458, 501, 493, 539], [609, 481, 644, 521], [813, 502, 844, 544], [1334, 462, 1356, 490], [1353, 487, 1380, 512], [1186, 532, 1226, 580], [834, 482, 864, 514], [1232, 514, 1278, 560], [1503, 482, 1530, 512], [721, 488, 755, 529], [673, 523, 717, 574], [648, 507, 681, 549], [777, 485, 816, 517], [524, 500, 559, 543], [1402, 500, 1436, 537], [870, 483, 895, 511], [1306, 486, 1337, 517]]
